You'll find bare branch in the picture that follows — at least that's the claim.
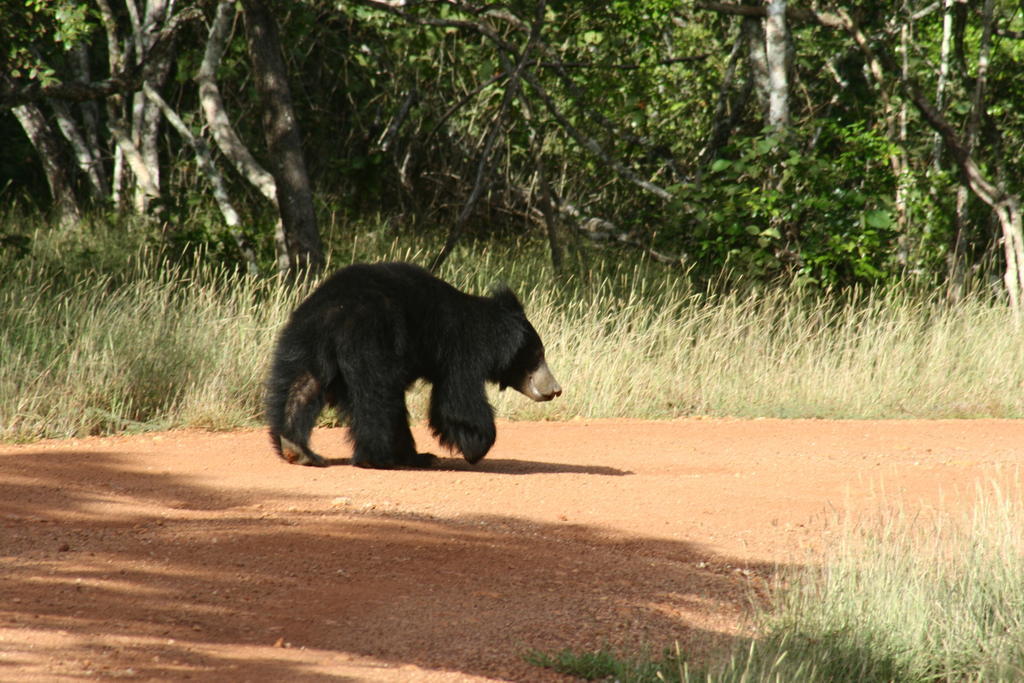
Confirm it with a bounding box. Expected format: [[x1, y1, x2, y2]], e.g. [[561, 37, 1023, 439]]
[[143, 81, 258, 272], [376, 89, 419, 153], [11, 103, 82, 227], [765, 0, 790, 131], [429, 0, 543, 272], [196, 0, 278, 205], [0, 7, 201, 111], [1, 74, 145, 111], [558, 202, 685, 265], [519, 67, 673, 200]]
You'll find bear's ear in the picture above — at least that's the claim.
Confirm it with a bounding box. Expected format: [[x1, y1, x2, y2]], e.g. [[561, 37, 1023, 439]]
[[491, 286, 524, 313]]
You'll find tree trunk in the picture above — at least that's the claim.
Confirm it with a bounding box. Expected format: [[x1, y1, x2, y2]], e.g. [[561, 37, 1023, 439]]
[[932, 0, 954, 168], [69, 43, 110, 200], [997, 197, 1024, 316], [899, 67, 1024, 312], [242, 0, 323, 274], [946, 185, 970, 302], [51, 99, 109, 199], [143, 82, 259, 272], [892, 14, 911, 252], [531, 133, 562, 274], [127, 0, 162, 211], [197, 1, 278, 206], [12, 103, 82, 228], [764, 0, 790, 132], [742, 17, 770, 118]]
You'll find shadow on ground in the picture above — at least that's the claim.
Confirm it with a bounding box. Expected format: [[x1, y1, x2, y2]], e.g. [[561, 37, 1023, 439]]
[[319, 455, 633, 476], [0, 448, 780, 681]]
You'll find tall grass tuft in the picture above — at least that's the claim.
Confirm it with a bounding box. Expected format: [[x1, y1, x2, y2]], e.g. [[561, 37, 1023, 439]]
[[527, 482, 1024, 682], [736, 481, 1024, 682], [4, 214, 1024, 440], [486, 281, 1024, 422], [0, 253, 307, 439]]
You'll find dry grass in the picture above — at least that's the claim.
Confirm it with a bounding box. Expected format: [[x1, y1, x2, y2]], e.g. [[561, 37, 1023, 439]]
[[3, 222, 1024, 441]]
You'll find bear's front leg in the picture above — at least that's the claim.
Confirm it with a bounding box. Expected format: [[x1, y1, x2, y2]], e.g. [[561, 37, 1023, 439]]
[[428, 383, 496, 464]]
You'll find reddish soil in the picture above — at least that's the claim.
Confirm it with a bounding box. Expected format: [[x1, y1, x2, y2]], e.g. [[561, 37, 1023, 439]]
[[1, 419, 1021, 681]]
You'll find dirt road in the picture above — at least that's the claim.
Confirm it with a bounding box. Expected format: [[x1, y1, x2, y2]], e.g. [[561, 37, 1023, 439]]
[[1, 419, 1021, 681]]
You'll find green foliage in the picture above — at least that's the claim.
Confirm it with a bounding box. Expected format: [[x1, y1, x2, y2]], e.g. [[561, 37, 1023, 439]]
[[1, 0, 93, 84], [673, 123, 900, 287], [3, 0, 1024, 289]]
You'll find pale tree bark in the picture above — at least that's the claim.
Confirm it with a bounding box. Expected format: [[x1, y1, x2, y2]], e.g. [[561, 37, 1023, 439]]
[[11, 103, 82, 228], [128, 0, 175, 213], [51, 99, 109, 199], [70, 44, 105, 176], [696, 1, 1024, 307], [198, 0, 285, 272], [242, 0, 324, 274], [8, 0, 185, 213], [94, 0, 128, 207], [742, 17, 770, 117], [870, 4, 1024, 312], [95, 0, 158, 210], [46, 43, 110, 200], [965, 0, 993, 153], [12, 0, 180, 211], [142, 82, 259, 271], [764, 0, 789, 132], [892, 11, 911, 260], [197, 1, 278, 206], [89, 0, 196, 213], [939, 0, 965, 295], [108, 116, 162, 205], [933, 0, 954, 167], [693, 1, 1023, 304]]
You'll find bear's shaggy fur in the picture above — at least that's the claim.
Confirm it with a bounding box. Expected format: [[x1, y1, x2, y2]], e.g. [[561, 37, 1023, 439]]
[[266, 262, 560, 468]]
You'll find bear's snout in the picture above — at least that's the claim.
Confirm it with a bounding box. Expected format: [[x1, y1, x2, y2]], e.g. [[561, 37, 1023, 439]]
[[518, 360, 562, 402]]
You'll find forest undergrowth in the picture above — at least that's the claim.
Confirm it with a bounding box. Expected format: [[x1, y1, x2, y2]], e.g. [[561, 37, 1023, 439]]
[[2, 216, 1024, 442]]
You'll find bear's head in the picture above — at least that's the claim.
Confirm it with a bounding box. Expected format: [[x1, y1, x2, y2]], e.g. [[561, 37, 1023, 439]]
[[492, 288, 562, 402]]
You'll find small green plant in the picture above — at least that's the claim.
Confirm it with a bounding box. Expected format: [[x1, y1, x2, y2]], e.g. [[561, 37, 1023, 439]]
[[525, 645, 687, 682]]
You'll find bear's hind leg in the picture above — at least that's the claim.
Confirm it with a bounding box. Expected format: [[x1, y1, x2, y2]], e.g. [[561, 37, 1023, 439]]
[[347, 386, 434, 469], [273, 372, 328, 467]]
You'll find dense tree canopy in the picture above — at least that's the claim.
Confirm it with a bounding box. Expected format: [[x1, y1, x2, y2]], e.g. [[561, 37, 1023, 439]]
[[3, 0, 1024, 296]]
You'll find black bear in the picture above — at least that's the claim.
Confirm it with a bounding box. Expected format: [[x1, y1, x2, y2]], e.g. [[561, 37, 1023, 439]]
[[265, 262, 561, 468]]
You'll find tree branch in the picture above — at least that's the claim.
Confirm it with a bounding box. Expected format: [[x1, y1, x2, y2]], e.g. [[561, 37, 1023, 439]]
[[519, 66, 673, 200], [694, 1, 847, 29], [0, 7, 201, 111], [428, 0, 543, 272], [196, 0, 278, 206], [1, 74, 144, 111]]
